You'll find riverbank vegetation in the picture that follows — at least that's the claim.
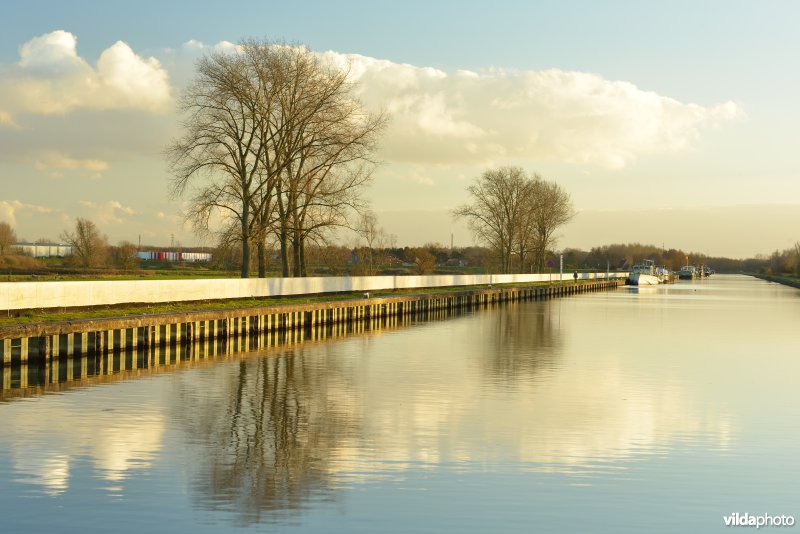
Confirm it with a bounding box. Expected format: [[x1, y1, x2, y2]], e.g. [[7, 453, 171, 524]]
[[762, 242, 800, 277], [754, 242, 800, 287], [2, 217, 795, 281], [559, 243, 770, 273], [1, 238, 790, 282]]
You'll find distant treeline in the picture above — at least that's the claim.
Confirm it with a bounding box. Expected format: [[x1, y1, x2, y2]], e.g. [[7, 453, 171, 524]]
[[761, 242, 800, 277], [208, 241, 782, 275], [559, 243, 773, 274], [3, 214, 796, 277]]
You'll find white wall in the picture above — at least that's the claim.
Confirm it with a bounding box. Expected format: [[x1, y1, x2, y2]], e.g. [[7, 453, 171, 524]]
[[0, 272, 627, 311]]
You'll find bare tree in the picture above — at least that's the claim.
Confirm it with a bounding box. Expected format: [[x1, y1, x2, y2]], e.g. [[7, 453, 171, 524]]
[[259, 44, 386, 277], [405, 247, 436, 274], [168, 39, 385, 279], [528, 178, 575, 272], [60, 218, 108, 268], [0, 222, 17, 256], [305, 244, 350, 274], [453, 166, 531, 273], [453, 167, 574, 273], [166, 47, 268, 278], [353, 211, 381, 275], [110, 240, 139, 269]]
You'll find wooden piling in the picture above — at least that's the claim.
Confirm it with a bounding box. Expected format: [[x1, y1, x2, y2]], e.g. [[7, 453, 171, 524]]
[[0, 280, 620, 368]]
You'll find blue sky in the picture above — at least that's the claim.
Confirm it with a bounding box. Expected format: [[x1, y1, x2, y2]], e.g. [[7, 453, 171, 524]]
[[4, 0, 792, 99], [1, 1, 799, 257]]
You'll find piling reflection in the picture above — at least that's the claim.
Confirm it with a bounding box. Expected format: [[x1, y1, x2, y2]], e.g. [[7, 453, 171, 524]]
[[1, 310, 444, 401]]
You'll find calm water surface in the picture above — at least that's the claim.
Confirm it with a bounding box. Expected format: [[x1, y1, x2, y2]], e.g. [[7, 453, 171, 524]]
[[1, 275, 799, 532]]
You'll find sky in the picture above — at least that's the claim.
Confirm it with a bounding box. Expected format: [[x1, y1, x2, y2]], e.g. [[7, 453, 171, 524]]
[[1, 0, 798, 259]]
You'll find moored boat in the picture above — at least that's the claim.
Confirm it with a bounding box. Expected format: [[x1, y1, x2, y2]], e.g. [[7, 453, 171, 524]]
[[658, 266, 676, 284], [628, 259, 661, 286], [677, 265, 697, 280]]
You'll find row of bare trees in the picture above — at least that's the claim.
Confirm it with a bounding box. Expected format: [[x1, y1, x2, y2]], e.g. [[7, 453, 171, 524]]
[[453, 166, 574, 273], [166, 39, 386, 278]]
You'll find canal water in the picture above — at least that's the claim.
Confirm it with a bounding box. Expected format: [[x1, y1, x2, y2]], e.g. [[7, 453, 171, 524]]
[[0, 274, 798, 533]]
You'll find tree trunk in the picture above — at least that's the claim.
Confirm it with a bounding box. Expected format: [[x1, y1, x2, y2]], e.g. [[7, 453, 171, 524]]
[[257, 241, 266, 278], [535, 247, 546, 273], [240, 241, 250, 278], [299, 236, 307, 277], [291, 232, 302, 277], [240, 214, 250, 279], [279, 222, 290, 277]]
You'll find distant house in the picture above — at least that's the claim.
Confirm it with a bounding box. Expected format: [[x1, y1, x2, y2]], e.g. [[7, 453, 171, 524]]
[[16, 242, 74, 258]]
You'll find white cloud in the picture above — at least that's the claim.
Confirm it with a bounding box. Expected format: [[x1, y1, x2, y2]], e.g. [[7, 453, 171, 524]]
[[181, 39, 240, 55], [170, 42, 741, 169], [0, 110, 18, 128], [0, 200, 54, 226], [411, 92, 485, 138], [181, 39, 205, 51], [1, 30, 171, 118], [18, 30, 84, 72], [319, 52, 743, 169], [79, 200, 136, 225], [96, 41, 170, 110], [33, 151, 110, 178], [109, 200, 135, 216]]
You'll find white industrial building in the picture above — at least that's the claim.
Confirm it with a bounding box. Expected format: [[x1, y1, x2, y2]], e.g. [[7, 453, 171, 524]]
[[16, 243, 74, 258]]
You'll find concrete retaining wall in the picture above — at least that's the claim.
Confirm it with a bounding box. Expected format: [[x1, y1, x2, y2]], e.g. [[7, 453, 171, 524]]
[[1, 272, 627, 311]]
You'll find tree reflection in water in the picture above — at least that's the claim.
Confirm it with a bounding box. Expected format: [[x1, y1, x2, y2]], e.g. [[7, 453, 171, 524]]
[[171, 303, 564, 525], [481, 301, 563, 384], [174, 343, 360, 526]]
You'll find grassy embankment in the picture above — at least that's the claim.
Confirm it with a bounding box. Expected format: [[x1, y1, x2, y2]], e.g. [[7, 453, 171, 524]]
[[2, 268, 238, 283], [753, 273, 800, 289]]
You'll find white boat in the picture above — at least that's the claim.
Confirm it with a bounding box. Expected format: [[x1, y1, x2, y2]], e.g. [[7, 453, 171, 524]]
[[628, 260, 661, 286]]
